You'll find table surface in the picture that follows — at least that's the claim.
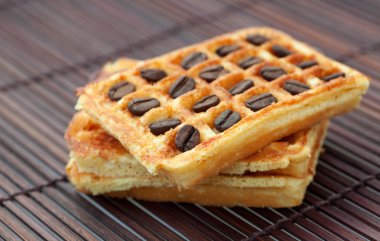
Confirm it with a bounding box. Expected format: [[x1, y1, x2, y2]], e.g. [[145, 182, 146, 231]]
[[0, 0, 379, 240]]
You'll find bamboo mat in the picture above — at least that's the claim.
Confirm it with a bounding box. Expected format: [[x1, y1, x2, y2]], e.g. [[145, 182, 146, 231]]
[[0, 0, 379, 240]]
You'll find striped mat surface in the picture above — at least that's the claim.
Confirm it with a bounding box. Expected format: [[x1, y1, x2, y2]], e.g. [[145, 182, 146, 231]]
[[0, 0, 379, 240]]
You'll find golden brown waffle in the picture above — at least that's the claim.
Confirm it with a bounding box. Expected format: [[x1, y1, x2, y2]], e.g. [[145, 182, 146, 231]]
[[66, 160, 312, 208], [66, 111, 327, 179], [76, 27, 369, 188], [65, 112, 322, 207], [66, 108, 325, 208], [65, 112, 326, 207], [73, 57, 327, 177]]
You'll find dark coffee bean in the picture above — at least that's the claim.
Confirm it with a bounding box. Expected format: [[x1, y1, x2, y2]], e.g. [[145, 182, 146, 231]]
[[238, 56, 262, 69], [297, 60, 318, 69], [271, 45, 292, 58], [108, 81, 136, 101], [283, 80, 310, 95], [199, 65, 229, 83], [214, 110, 241, 132], [215, 45, 241, 57], [149, 118, 181, 135], [169, 76, 196, 99], [246, 34, 269, 46], [128, 98, 160, 116], [181, 52, 208, 70], [192, 95, 220, 113], [175, 125, 200, 152], [322, 72, 345, 82], [229, 79, 254, 96], [260, 66, 286, 81], [140, 69, 167, 83], [245, 93, 277, 112]]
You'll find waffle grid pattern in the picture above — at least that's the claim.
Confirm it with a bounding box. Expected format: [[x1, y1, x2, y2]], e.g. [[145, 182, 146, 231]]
[[86, 29, 342, 153], [78, 28, 366, 185]]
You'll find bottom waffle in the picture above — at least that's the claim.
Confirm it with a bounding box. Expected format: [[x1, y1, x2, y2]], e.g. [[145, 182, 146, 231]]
[[66, 111, 327, 179], [65, 116, 325, 207], [67, 160, 313, 208]]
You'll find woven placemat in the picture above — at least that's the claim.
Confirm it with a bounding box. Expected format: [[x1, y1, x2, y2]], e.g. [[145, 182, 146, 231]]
[[1, 0, 379, 240]]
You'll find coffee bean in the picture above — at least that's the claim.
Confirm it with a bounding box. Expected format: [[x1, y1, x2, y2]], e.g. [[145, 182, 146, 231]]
[[229, 79, 254, 96], [169, 76, 196, 98], [238, 56, 262, 69], [175, 125, 200, 152], [149, 118, 181, 135], [322, 72, 345, 82], [260, 66, 286, 81], [215, 45, 241, 57], [199, 65, 229, 83], [214, 110, 241, 132], [181, 52, 208, 70], [297, 60, 318, 69], [140, 69, 167, 83], [246, 34, 269, 46], [108, 81, 136, 101], [271, 45, 292, 58], [283, 80, 310, 95], [192, 95, 220, 113], [128, 98, 160, 116], [246, 93, 277, 112]]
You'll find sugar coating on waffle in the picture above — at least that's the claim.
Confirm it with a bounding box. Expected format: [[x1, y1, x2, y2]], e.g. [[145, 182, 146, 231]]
[[77, 27, 369, 188]]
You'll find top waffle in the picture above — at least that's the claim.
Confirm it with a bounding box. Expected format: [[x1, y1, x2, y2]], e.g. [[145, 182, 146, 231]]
[[77, 27, 369, 188]]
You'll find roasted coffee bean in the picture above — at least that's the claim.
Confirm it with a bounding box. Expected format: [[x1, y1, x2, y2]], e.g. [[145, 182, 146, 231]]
[[283, 80, 310, 95], [169, 76, 196, 98], [181, 52, 207, 70], [229, 79, 254, 96], [246, 34, 269, 46], [271, 45, 292, 58], [322, 72, 345, 82], [199, 65, 229, 83], [297, 60, 318, 69], [108, 81, 136, 101], [214, 110, 241, 132], [140, 69, 167, 83], [245, 93, 277, 112], [238, 56, 262, 69], [175, 125, 200, 152], [215, 45, 241, 57], [192, 95, 220, 113], [128, 98, 160, 116], [260, 66, 286, 81], [149, 118, 181, 135]]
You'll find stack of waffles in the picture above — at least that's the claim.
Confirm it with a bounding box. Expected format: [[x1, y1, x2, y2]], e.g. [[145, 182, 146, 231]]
[[66, 27, 369, 207]]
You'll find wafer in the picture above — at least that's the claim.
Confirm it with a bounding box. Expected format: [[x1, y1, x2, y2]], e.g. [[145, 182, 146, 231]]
[[66, 111, 327, 178], [66, 160, 313, 207], [65, 112, 324, 207], [71, 57, 328, 178], [76, 27, 369, 188]]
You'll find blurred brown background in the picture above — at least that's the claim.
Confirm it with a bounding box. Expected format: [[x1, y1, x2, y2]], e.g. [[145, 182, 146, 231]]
[[1, 0, 379, 240]]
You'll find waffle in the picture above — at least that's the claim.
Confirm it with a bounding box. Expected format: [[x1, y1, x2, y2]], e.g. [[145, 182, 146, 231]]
[[66, 111, 327, 179], [66, 160, 312, 207], [76, 27, 369, 188], [69, 57, 327, 177], [65, 114, 323, 207]]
